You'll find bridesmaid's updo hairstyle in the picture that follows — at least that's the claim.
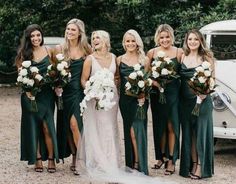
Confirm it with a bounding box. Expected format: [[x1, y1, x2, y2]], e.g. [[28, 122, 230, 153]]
[[183, 29, 213, 59], [15, 24, 44, 68], [154, 24, 175, 46], [122, 29, 146, 65], [91, 30, 111, 52]]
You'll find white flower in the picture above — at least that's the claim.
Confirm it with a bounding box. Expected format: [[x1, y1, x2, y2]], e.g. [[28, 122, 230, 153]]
[[209, 77, 215, 90], [61, 69, 67, 76], [57, 63, 64, 71], [137, 70, 144, 77], [198, 76, 207, 83], [47, 64, 52, 70], [129, 72, 137, 80], [151, 66, 157, 72], [61, 61, 68, 68], [27, 79, 35, 86], [19, 68, 28, 76], [30, 66, 39, 73], [134, 63, 141, 71], [204, 70, 211, 77], [152, 71, 159, 78], [138, 80, 145, 88], [22, 60, 31, 68], [56, 53, 65, 61], [202, 61, 211, 69], [196, 66, 204, 73], [147, 78, 153, 86], [17, 75, 23, 82], [157, 51, 165, 58], [161, 68, 169, 75], [22, 77, 29, 84], [153, 60, 162, 67], [35, 74, 43, 81], [125, 82, 131, 90]]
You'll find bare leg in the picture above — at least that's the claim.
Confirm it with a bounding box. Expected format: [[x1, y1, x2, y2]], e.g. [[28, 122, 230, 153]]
[[154, 132, 167, 169], [191, 131, 198, 176], [35, 142, 43, 172], [130, 127, 139, 169], [42, 122, 56, 173]]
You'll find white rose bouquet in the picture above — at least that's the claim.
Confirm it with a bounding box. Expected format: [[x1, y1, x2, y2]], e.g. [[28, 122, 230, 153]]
[[125, 63, 152, 120], [45, 53, 71, 110], [80, 68, 116, 115], [151, 51, 179, 104], [188, 61, 216, 116], [17, 60, 44, 112]]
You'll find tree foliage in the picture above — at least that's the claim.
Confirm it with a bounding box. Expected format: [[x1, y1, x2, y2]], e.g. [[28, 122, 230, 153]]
[[0, 0, 235, 67]]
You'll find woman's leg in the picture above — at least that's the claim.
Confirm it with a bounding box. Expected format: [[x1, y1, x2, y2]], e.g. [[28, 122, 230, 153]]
[[130, 127, 139, 169], [42, 122, 56, 173], [35, 142, 43, 172]]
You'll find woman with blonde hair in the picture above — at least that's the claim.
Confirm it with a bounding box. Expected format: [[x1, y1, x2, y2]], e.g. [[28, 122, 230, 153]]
[[147, 24, 183, 175], [118, 29, 150, 175], [54, 18, 91, 171], [179, 29, 214, 179]]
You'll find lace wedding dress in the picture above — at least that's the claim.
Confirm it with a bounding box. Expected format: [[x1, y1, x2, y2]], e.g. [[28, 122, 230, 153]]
[[75, 54, 174, 184]]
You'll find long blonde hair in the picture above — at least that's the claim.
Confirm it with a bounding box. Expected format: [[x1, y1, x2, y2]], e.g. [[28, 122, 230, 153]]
[[122, 29, 146, 65], [62, 18, 91, 60]]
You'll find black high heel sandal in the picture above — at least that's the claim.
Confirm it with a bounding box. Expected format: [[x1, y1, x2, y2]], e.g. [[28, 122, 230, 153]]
[[164, 155, 175, 175], [34, 157, 43, 172], [70, 153, 76, 171], [47, 158, 56, 173], [189, 161, 197, 177], [152, 153, 168, 169], [191, 164, 202, 180]]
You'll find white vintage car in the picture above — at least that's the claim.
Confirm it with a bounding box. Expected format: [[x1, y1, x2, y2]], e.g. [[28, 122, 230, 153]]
[[200, 20, 236, 141]]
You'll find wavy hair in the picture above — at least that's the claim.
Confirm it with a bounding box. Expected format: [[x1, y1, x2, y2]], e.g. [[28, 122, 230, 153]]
[[91, 30, 111, 52], [62, 18, 91, 60], [154, 24, 175, 46], [122, 29, 146, 65], [15, 24, 44, 68], [183, 29, 213, 59]]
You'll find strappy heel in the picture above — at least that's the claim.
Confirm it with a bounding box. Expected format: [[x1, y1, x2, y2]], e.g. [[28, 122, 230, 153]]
[[70, 153, 76, 171], [190, 161, 197, 177], [164, 155, 175, 175], [191, 163, 202, 180], [47, 158, 56, 173], [152, 153, 168, 169], [133, 161, 139, 170], [34, 157, 43, 172]]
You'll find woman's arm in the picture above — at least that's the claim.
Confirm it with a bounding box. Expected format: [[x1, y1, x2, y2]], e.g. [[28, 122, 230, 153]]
[[81, 56, 92, 88]]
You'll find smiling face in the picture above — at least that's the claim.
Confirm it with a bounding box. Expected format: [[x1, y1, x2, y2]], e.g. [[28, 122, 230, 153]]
[[65, 23, 80, 41], [124, 33, 137, 52], [158, 31, 172, 49], [30, 30, 42, 47], [187, 33, 201, 51]]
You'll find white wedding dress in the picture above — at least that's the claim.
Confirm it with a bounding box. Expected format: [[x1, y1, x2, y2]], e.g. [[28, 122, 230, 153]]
[[75, 54, 175, 184]]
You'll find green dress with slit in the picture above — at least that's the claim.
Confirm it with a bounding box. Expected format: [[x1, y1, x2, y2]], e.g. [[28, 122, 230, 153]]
[[57, 58, 84, 160], [179, 63, 214, 178], [119, 62, 148, 175], [20, 56, 59, 165], [150, 57, 180, 163]]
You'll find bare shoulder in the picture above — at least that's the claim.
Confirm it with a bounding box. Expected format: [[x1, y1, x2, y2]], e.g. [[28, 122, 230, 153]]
[[177, 47, 184, 62], [116, 54, 124, 66], [147, 48, 155, 59]]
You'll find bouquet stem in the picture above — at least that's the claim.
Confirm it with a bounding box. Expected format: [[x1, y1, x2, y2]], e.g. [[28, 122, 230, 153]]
[[57, 95, 63, 110], [192, 96, 202, 116], [30, 96, 38, 112], [136, 104, 146, 120], [158, 87, 166, 104]]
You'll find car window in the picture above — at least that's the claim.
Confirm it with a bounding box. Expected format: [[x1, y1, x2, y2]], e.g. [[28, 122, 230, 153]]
[[210, 35, 236, 60]]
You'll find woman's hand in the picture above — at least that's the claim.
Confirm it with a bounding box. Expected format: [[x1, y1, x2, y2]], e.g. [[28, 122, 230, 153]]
[[26, 92, 35, 100], [137, 97, 145, 106], [55, 87, 63, 97], [199, 94, 207, 100], [152, 80, 160, 88]]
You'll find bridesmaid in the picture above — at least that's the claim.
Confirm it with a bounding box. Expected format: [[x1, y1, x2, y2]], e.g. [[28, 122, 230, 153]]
[[147, 24, 183, 175], [54, 18, 91, 171], [179, 29, 214, 179], [117, 29, 149, 175], [15, 24, 59, 173]]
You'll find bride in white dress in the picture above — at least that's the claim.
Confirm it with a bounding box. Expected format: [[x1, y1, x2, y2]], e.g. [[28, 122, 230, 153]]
[[76, 30, 174, 184]]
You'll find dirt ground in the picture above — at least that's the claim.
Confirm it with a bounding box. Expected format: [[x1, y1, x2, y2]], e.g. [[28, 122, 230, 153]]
[[0, 86, 235, 184]]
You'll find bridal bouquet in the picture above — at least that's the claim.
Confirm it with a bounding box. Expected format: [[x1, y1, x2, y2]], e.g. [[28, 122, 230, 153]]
[[151, 51, 179, 104], [125, 63, 152, 120], [45, 53, 71, 110], [17, 60, 44, 112], [188, 61, 216, 116], [80, 68, 116, 115]]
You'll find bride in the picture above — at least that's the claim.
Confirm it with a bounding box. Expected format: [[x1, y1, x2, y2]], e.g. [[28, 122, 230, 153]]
[[76, 30, 173, 184]]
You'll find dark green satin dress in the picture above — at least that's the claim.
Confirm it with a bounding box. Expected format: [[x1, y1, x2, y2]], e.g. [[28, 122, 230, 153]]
[[57, 58, 84, 160], [119, 62, 148, 175], [20, 56, 59, 165], [179, 63, 214, 178], [150, 57, 180, 163]]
